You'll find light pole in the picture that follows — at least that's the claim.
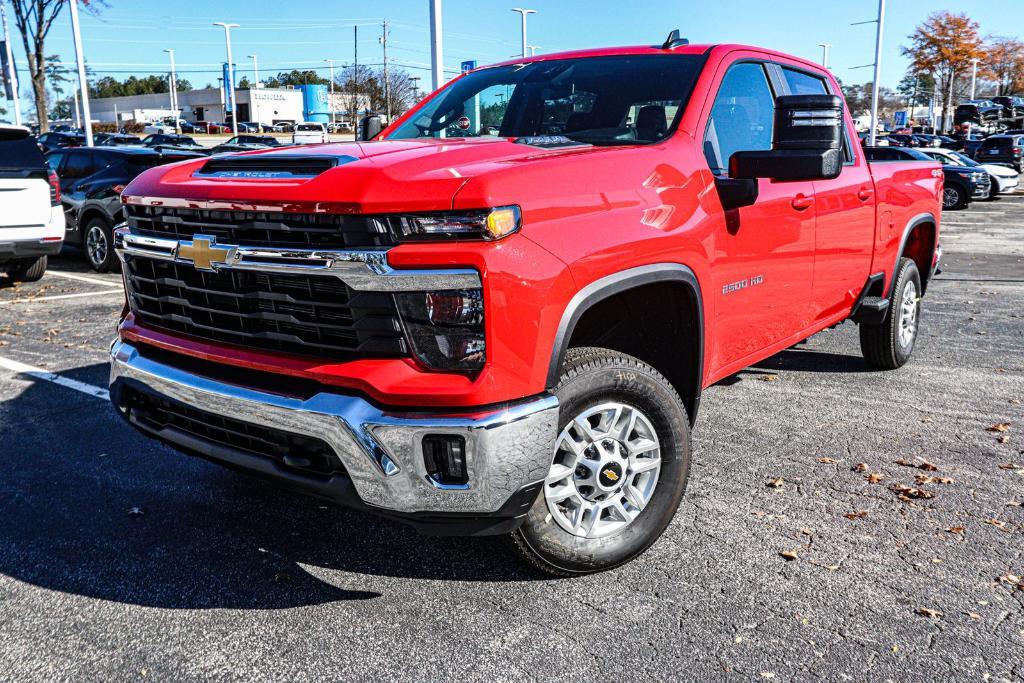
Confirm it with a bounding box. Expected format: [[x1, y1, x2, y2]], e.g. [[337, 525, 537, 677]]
[[69, 0, 93, 145], [213, 22, 240, 136], [164, 49, 179, 134], [511, 8, 536, 60], [248, 54, 259, 86], [527, 44, 540, 56], [0, 2, 21, 125], [818, 43, 831, 69], [868, 0, 885, 146], [969, 58, 980, 100], [326, 58, 335, 126], [429, 0, 443, 91]]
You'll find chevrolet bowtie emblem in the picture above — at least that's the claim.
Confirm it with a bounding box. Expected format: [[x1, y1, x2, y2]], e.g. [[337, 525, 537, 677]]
[[603, 469, 619, 482], [176, 235, 237, 272]]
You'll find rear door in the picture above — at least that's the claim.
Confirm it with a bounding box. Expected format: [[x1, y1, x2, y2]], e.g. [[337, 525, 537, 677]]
[[0, 128, 51, 230], [701, 60, 817, 370], [778, 65, 876, 321]]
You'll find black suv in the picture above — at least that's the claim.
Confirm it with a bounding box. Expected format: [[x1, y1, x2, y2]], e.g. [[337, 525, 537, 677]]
[[140, 133, 208, 154], [209, 135, 284, 155], [36, 131, 85, 152], [992, 96, 1024, 122], [954, 100, 1004, 127], [864, 145, 991, 210], [45, 146, 204, 271], [974, 134, 1023, 172]]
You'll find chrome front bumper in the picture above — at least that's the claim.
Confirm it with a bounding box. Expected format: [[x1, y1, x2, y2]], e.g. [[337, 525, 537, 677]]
[[109, 340, 559, 516]]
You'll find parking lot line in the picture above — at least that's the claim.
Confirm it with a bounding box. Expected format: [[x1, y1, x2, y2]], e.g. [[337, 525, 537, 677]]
[[0, 354, 109, 400], [0, 289, 124, 306], [45, 270, 123, 287]]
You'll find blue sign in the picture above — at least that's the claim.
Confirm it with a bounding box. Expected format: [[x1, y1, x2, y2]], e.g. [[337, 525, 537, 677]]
[[222, 62, 236, 113], [893, 111, 908, 127], [298, 84, 330, 123], [461, 60, 477, 74]]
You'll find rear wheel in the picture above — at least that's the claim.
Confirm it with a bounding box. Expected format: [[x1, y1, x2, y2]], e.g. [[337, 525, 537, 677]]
[[988, 176, 1001, 200], [83, 216, 116, 272], [5, 255, 47, 283], [859, 258, 922, 370], [942, 183, 968, 210], [509, 347, 691, 576]]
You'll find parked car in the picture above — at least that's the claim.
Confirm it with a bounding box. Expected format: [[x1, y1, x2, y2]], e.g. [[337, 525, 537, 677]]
[[864, 145, 989, 209], [36, 131, 85, 152], [912, 133, 958, 149], [0, 124, 64, 282], [111, 37, 944, 574], [140, 133, 209, 156], [954, 100, 1003, 127], [95, 133, 142, 146], [271, 122, 294, 133], [209, 135, 284, 155], [916, 147, 1020, 200], [45, 146, 204, 271], [884, 133, 920, 147], [991, 96, 1024, 122], [235, 122, 262, 133], [292, 122, 328, 144], [973, 134, 1024, 172]]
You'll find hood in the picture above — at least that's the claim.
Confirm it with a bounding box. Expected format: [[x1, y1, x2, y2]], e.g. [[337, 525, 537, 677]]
[[122, 137, 615, 214]]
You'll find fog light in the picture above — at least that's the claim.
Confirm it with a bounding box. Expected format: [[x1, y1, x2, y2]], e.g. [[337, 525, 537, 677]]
[[422, 435, 468, 486]]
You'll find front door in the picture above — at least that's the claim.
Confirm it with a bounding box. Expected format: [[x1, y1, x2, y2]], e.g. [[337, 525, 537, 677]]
[[702, 60, 817, 371]]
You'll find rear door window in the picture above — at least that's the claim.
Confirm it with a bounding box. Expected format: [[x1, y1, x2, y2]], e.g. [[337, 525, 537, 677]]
[[781, 68, 828, 95], [0, 130, 47, 172], [60, 151, 97, 183]]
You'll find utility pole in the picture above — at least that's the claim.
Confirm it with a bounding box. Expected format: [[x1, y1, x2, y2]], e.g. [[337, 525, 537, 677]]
[[164, 49, 179, 134], [213, 22, 239, 136], [969, 58, 979, 100], [410, 75, 421, 103], [380, 20, 390, 122], [818, 43, 831, 69], [946, 71, 955, 134], [353, 25, 359, 123], [1, 2, 22, 125], [853, 0, 886, 146], [429, 0, 443, 91], [248, 54, 259, 86], [69, 0, 93, 146], [511, 8, 536, 60], [326, 58, 335, 126]]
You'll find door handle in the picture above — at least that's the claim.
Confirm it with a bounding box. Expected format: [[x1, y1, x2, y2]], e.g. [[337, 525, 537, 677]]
[[857, 187, 874, 201], [791, 194, 814, 211]]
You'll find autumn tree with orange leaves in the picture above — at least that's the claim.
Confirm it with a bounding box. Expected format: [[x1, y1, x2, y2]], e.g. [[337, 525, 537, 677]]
[[902, 11, 985, 130], [983, 37, 1024, 96]]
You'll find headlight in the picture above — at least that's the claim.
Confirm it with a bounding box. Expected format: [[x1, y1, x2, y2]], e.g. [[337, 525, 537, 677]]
[[380, 206, 521, 242], [394, 288, 485, 372]]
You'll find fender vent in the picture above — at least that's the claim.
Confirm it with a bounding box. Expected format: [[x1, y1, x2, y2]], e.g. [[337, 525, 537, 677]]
[[194, 154, 356, 179]]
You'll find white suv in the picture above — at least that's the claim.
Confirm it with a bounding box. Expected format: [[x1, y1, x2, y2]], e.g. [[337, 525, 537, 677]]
[[292, 122, 329, 144], [0, 125, 65, 282]]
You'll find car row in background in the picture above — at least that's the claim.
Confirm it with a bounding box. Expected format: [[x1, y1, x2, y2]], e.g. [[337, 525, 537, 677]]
[[865, 145, 993, 210]]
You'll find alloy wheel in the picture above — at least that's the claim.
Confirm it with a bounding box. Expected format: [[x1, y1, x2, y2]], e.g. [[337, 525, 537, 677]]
[[86, 225, 108, 268], [898, 278, 919, 349]]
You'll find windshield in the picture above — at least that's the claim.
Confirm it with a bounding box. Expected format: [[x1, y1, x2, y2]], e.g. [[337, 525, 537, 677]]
[[387, 54, 704, 146]]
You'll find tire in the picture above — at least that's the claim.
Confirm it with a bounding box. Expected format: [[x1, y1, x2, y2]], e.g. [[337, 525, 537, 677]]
[[859, 258, 922, 370], [509, 347, 691, 576], [988, 176, 1001, 200], [6, 255, 47, 283], [82, 215, 117, 272], [942, 183, 968, 210]]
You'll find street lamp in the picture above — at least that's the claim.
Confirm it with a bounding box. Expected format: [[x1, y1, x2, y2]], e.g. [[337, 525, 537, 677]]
[[510, 8, 536, 60], [163, 49, 179, 134], [818, 43, 831, 69], [969, 57, 980, 100], [69, 0, 93, 145], [248, 54, 259, 86], [326, 59, 335, 126], [213, 22, 240, 136], [527, 44, 540, 57]]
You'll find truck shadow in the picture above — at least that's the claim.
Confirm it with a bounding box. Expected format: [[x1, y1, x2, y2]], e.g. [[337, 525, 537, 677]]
[[0, 363, 542, 611], [751, 346, 872, 375]]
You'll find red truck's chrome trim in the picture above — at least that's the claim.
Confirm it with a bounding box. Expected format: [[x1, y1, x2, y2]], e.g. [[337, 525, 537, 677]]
[[121, 193, 362, 215]]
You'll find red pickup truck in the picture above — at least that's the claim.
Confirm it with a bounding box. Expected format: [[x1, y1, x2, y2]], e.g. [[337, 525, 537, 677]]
[[109, 36, 942, 575]]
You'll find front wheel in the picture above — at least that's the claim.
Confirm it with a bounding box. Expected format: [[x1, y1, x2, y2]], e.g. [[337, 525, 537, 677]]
[[509, 347, 691, 576], [859, 258, 922, 370], [83, 216, 117, 272], [942, 183, 968, 210]]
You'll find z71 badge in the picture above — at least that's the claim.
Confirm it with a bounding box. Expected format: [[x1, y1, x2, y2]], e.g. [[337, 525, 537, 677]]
[[722, 274, 764, 295]]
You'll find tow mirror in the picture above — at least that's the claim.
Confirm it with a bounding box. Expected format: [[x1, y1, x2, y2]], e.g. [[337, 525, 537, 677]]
[[729, 94, 844, 182], [357, 114, 384, 141]]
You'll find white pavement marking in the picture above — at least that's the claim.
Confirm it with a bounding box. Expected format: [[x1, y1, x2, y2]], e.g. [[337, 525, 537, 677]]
[[0, 354, 109, 400], [46, 270, 122, 287], [0, 289, 123, 305]]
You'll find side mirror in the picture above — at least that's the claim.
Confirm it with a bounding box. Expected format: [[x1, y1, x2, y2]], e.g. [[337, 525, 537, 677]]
[[357, 114, 384, 141], [729, 94, 844, 182]]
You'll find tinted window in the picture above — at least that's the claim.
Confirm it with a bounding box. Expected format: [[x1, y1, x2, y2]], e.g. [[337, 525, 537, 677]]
[[61, 151, 97, 180], [389, 55, 704, 146], [0, 130, 47, 170], [703, 62, 775, 173], [782, 67, 828, 95]]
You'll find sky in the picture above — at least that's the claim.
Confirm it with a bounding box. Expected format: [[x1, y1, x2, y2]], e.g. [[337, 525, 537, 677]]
[[4, 0, 1024, 112]]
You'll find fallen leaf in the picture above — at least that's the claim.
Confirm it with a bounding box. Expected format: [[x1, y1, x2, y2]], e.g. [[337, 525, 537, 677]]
[[987, 423, 1011, 433], [945, 526, 965, 534], [967, 612, 982, 620], [760, 673, 776, 680], [920, 416, 934, 423], [997, 436, 1009, 444], [816, 457, 837, 464], [915, 474, 954, 485], [760, 375, 779, 382], [800, 528, 813, 536], [892, 484, 935, 500], [984, 519, 1009, 532], [779, 550, 799, 561], [866, 473, 884, 484], [895, 458, 939, 471], [916, 607, 943, 618], [997, 463, 1021, 470], [997, 573, 1022, 589], [852, 463, 868, 473], [844, 511, 868, 520], [766, 478, 785, 489], [751, 510, 768, 517]]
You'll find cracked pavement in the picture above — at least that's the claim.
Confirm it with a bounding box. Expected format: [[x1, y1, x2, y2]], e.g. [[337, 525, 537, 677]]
[[0, 192, 1022, 682]]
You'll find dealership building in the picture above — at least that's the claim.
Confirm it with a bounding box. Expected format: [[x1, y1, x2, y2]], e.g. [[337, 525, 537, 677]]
[[89, 84, 366, 127]]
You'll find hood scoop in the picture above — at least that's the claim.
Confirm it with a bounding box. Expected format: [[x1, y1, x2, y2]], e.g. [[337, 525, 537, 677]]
[[194, 154, 357, 179]]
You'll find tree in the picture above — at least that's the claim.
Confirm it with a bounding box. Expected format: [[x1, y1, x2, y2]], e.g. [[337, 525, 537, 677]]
[[336, 64, 417, 119], [897, 70, 935, 108], [901, 11, 985, 130], [264, 69, 328, 88], [9, 0, 100, 133], [982, 37, 1024, 96], [90, 74, 192, 99]]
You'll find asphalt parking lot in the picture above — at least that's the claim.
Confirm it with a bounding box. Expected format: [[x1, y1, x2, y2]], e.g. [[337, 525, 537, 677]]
[[1, 193, 1022, 681]]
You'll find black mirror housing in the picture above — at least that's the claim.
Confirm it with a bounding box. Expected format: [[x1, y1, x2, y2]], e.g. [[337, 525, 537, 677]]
[[357, 114, 384, 141], [729, 94, 844, 182]]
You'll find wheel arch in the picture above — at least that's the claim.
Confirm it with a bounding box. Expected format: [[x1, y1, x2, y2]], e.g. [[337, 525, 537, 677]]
[[546, 264, 705, 425], [890, 212, 937, 296]]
